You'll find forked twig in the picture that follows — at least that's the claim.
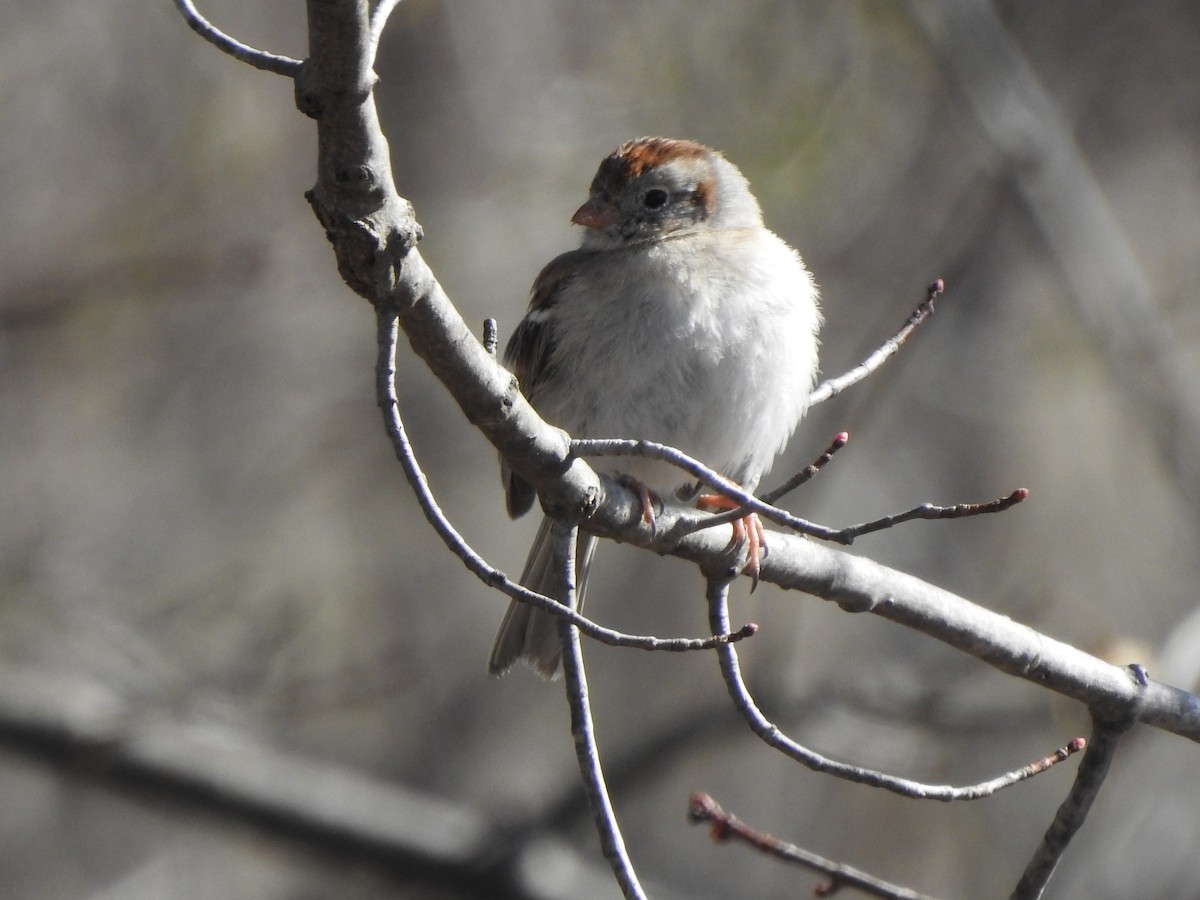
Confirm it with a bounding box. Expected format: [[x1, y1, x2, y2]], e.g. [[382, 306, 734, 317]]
[[838, 488, 1030, 542], [172, 0, 303, 75], [688, 793, 942, 900], [705, 576, 1085, 800], [808, 278, 946, 408]]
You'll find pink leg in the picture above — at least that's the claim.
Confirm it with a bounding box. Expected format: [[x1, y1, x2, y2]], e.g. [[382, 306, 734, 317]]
[[697, 495, 766, 589]]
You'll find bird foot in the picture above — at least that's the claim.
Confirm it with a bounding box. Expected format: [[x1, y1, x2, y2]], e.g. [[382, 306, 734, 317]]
[[696, 495, 766, 590], [616, 474, 660, 535]]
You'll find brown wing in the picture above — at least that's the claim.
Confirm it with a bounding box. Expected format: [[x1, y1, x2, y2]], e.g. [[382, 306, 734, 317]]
[[501, 251, 586, 519]]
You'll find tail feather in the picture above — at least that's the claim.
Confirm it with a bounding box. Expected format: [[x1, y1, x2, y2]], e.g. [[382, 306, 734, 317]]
[[489, 517, 597, 678]]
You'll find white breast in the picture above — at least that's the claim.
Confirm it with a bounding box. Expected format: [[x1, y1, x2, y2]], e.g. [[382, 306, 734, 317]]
[[535, 228, 820, 498]]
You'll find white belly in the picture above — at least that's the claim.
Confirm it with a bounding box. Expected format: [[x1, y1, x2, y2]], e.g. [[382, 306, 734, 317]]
[[534, 230, 820, 497]]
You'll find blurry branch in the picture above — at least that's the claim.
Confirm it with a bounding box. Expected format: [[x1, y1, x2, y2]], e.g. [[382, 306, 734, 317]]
[[706, 576, 1087, 800], [0, 245, 267, 331], [688, 793, 941, 900], [910, 1, 1200, 514], [0, 668, 581, 900]]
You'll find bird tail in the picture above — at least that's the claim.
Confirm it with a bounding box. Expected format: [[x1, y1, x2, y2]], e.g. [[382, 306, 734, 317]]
[[488, 517, 597, 678]]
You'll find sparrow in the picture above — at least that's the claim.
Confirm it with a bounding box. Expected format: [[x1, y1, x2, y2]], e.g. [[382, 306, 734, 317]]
[[490, 137, 821, 677]]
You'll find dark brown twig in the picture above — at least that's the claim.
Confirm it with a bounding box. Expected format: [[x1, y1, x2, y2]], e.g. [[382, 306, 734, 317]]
[[688, 793, 942, 900], [696, 433, 851, 535], [761, 431, 850, 505]]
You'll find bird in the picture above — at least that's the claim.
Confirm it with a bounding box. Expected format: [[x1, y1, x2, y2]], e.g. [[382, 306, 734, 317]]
[[490, 137, 821, 677]]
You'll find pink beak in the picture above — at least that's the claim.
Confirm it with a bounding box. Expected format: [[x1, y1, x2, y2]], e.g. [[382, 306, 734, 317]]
[[571, 196, 618, 230]]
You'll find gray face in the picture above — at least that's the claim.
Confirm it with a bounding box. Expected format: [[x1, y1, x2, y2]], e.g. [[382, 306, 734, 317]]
[[591, 156, 715, 244]]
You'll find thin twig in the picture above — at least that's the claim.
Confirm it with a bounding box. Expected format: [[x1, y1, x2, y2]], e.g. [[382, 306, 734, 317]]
[[808, 278, 946, 408], [171, 0, 303, 76], [696, 487, 1028, 547], [557, 523, 646, 899], [368, 0, 405, 64], [373, 308, 755, 655], [1010, 671, 1146, 900], [837, 488, 1030, 542], [705, 576, 1085, 800], [760, 431, 850, 505], [688, 793, 942, 900]]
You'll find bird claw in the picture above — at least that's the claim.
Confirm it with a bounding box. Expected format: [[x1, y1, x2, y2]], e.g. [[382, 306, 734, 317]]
[[734, 512, 766, 591], [617, 475, 660, 536], [698, 495, 766, 588]]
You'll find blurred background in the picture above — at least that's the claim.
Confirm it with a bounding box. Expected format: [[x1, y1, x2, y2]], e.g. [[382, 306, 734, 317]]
[[2, 1, 1200, 897]]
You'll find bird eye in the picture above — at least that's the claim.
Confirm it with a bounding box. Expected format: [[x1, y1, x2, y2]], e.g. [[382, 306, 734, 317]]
[[642, 189, 669, 209]]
